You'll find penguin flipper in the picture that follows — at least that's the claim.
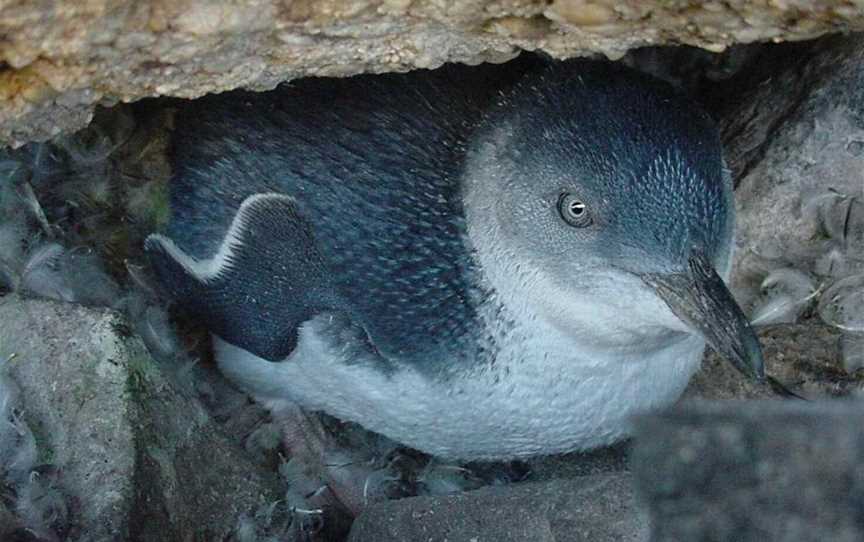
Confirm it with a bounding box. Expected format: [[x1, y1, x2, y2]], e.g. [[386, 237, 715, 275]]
[[145, 193, 333, 361]]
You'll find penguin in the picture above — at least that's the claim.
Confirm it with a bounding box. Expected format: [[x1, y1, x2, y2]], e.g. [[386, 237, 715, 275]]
[[145, 58, 763, 460]]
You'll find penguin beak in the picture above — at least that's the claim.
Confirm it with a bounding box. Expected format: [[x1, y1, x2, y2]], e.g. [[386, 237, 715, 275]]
[[641, 250, 765, 382]]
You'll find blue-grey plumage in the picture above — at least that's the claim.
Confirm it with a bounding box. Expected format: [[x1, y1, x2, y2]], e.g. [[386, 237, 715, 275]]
[[146, 57, 763, 459], [151, 60, 536, 369]]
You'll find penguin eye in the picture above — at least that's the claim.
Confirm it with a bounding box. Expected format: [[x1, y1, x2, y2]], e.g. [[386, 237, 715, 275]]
[[558, 193, 592, 228]]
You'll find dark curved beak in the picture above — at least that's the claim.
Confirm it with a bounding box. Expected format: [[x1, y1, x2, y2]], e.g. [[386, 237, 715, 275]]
[[641, 250, 765, 382]]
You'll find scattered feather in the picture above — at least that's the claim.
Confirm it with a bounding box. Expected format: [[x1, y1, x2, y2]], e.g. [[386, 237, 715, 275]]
[[750, 268, 819, 326], [125, 261, 160, 300], [124, 291, 201, 394], [24, 143, 64, 186], [0, 216, 28, 292], [54, 107, 134, 169], [50, 170, 114, 212], [261, 456, 329, 540], [0, 215, 28, 267], [245, 422, 283, 459], [816, 191, 862, 248], [0, 354, 22, 469], [20, 182, 53, 238], [817, 273, 864, 373], [6, 413, 38, 481], [361, 467, 400, 505], [0, 355, 67, 542], [802, 190, 844, 234], [803, 189, 863, 272], [133, 302, 181, 361], [0, 158, 28, 186], [13, 468, 68, 542], [818, 273, 864, 333], [840, 333, 864, 373], [20, 243, 69, 301], [417, 461, 481, 496], [20, 243, 121, 307], [233, 510, 292, 542], [279, 456, 324, 499], [814, 246, 853, 279]]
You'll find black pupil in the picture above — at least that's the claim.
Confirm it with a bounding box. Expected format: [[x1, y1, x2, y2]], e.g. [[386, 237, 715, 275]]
[[569, 201, 585, 216]]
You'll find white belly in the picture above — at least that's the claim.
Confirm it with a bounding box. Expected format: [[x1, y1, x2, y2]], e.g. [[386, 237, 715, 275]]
[[215, 314, 704, 460]]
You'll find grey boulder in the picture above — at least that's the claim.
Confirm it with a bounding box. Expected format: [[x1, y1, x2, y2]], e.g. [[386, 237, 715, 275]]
[[0, 296, 282, 541], [348, 472, 647, 542], [632, 401, 864, 542]]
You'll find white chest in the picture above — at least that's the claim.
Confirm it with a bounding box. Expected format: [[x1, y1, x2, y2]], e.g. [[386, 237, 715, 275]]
[[215, 312, 704, 460]]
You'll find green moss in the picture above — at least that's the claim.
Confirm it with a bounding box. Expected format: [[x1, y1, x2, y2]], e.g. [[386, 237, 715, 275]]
[[29, 420, 55, 465], [125, 354, 157, 397], [150, 180, 172, 229], [126, 180, 172, 231], [0, 351, 57, 465]]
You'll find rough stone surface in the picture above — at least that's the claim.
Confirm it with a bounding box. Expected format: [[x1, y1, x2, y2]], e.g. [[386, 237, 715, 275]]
[[0, 296, 282, 542], [1, 1, 864, 146], [632, 401, 864, 542], [685, 322, 863, 400], [716, 33, 864, 308], [525, 442, 629, 482], [0, 501, 19, 541], [348, 472, 647, 542]]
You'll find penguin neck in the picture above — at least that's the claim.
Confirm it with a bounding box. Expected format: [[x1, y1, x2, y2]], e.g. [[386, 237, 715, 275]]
[[463, 221, 698, 381]]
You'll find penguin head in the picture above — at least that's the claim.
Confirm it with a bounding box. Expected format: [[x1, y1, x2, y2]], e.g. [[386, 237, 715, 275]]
[[463, 61, 763, 380]]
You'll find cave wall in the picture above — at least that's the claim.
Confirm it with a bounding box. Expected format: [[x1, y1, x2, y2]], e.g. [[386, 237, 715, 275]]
[[1, 0, 864, 146]]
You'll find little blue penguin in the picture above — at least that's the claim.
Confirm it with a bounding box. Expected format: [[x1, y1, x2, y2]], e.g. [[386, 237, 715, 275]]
[[145, 58, 764, 460]]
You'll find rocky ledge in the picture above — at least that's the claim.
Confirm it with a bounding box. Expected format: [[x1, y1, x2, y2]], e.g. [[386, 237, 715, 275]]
[[2, 1, 864, 146]]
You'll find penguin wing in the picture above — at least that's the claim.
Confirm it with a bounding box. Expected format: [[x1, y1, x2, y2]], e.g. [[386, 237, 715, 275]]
[[144, 193, 334, 361]]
